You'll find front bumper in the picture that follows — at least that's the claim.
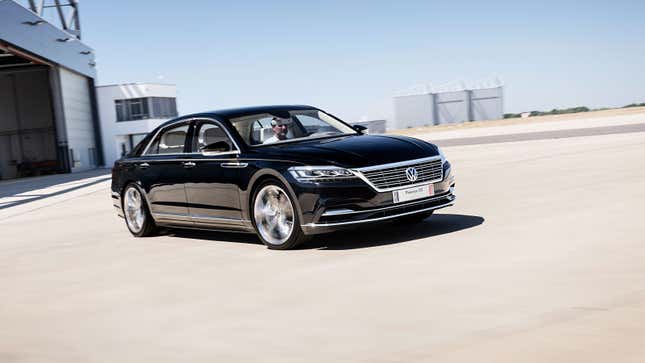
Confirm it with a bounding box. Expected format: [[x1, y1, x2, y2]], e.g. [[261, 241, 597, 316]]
[[293, 161, 456, 235], [300, 189, 455, 234]]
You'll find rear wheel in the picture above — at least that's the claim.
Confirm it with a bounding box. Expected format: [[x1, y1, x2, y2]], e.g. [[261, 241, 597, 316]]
[[251, 180, 308, 250], [122, 183, 157, 237]]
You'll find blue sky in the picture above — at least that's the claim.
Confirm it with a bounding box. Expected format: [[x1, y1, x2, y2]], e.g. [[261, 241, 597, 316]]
[[78, 0, 644, 121]]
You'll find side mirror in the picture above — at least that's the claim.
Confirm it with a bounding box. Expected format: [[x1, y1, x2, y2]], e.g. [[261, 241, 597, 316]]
[[352, 124, 368, 134], [201, 141, 231, 153]]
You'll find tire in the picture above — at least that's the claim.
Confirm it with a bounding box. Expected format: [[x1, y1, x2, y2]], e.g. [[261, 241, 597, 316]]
[[122, 183, 157, 237], [396, 210, 434, 224], [251, 179, 308, 250]]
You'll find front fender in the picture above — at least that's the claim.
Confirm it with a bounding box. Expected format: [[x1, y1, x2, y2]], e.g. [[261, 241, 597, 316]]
[[239, 162, 305, 223]]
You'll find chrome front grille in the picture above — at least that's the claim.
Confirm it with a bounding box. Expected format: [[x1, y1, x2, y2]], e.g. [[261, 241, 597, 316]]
[[357, 157, 443, 191]]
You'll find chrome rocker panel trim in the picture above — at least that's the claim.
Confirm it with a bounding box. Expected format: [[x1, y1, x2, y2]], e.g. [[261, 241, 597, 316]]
[[152, 212, 250, 224]]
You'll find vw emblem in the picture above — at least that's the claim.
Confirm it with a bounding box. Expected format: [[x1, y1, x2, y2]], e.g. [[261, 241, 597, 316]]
[[405, 167, 418, 182]]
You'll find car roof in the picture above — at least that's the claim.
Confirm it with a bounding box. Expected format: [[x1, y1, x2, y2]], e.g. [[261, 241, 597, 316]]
[[137, 105, 337, 155], [208, 104, 316, 118], [159, 104, 317, 127]]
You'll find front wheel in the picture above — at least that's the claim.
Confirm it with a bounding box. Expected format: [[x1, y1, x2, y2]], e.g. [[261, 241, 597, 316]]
[[251, 180, 308, 250], [122, 183, 157, 237]]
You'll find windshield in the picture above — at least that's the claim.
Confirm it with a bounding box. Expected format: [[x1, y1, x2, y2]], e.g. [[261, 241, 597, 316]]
[[230, 109, 357, 146]]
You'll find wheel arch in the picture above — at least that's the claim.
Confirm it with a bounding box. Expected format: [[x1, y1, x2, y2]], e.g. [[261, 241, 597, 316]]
[[121, 180, 155, 221], [241, 169, 304, 223]]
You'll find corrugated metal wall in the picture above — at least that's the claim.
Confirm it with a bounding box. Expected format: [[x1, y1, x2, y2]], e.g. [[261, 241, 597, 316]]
[[471, 87, 504, 121], [436, 90, 469, 124], [393, 86, 503, 129], [393, 94, 434, 129], [58, 67, 97, 171]]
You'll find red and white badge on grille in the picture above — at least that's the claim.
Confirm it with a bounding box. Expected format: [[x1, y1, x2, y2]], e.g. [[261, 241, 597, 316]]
[[392, 184, 435, 203]]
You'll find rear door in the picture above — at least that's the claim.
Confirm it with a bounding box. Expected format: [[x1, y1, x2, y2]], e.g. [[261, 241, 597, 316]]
[[184, 119, 246, 228], [136, 121, 193, 225]]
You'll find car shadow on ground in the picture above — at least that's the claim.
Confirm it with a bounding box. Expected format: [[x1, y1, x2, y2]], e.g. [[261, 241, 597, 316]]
[[163, 228, 261, 245], [303, 213, 484, 250], [164, 213, 484, 250]]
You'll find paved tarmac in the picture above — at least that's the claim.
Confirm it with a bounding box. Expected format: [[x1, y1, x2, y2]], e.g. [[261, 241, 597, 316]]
[[433, 122, 645, 147], [1, 123, 645, 362]]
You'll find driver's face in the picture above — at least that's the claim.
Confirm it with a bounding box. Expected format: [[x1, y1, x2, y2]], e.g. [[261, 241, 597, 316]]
[[272, 122, 289, 140]]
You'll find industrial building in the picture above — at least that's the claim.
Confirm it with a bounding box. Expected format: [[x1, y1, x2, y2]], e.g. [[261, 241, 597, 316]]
[[97, 83, 178, 167], [0, 0, 101, 180], [393, 82, 503, 129]]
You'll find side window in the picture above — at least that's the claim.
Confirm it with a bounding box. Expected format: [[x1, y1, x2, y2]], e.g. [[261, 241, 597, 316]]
[[194, 122, 234, 152], [144, 124, 190, 155]]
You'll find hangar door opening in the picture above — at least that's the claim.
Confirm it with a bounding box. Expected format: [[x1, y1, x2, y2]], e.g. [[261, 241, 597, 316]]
[[0, 65, 60, 180]]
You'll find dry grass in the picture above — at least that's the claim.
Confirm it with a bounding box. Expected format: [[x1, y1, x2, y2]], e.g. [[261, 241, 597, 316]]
[[388, 106, 645, 136]]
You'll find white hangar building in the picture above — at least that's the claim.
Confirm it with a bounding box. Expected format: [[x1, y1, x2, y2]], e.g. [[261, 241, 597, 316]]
[[393, 81, 504, 129], [97, 83, 178, 167], [0, 0, 102, 180]]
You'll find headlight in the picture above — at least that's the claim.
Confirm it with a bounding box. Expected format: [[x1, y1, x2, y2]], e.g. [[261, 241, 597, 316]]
[[288, 166, 357, 182]]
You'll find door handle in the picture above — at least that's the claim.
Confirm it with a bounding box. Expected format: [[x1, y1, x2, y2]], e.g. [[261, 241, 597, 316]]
[[221, 162, 248, 168], [138, 162, 150, 169], [183, 161, 196, 168]]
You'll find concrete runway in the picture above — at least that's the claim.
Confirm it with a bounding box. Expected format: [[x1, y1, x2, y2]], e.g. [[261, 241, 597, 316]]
[[1, 124, 645, 362]]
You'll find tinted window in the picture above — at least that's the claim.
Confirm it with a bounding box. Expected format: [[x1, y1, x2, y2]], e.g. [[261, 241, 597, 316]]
[[115, 97, 178, 121], [193, 122, 234, 152], [115, 98, 150, 121], [151, 97, 178, 118], [144, 124, 190, 155]]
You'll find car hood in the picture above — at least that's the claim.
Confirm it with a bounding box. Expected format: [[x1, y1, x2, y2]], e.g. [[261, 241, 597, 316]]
[[247, 134, 440, 168]]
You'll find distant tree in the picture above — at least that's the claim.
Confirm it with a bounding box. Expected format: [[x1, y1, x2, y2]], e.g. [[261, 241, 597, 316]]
[[623, 103, 645, 108]]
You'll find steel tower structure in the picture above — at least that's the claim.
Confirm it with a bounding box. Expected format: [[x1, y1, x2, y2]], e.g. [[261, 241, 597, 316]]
[[23, 0, 82, 39]]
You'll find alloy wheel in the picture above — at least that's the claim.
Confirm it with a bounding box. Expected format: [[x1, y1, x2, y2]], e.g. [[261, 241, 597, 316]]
[[253, 185, 295, 245], [124, 186, 145, 233]]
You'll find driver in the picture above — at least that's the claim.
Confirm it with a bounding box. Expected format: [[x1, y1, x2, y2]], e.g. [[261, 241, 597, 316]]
[[263, 117, 291, 144]]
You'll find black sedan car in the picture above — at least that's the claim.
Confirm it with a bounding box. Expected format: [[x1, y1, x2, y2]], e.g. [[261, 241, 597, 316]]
[[111, 105, 456, 249]]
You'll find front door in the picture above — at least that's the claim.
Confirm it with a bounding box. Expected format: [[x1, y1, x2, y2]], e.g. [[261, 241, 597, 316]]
[[184, 119, 245, 228], [136, 121, 193, 225]]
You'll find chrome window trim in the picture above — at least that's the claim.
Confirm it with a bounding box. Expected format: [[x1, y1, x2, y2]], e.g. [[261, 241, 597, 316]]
[[304, 195, 456, 228], [350, 155, 444, 192], [201, 150, 241, 157], [122, 156, 243, 163], [141, 117, 243, 157]]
